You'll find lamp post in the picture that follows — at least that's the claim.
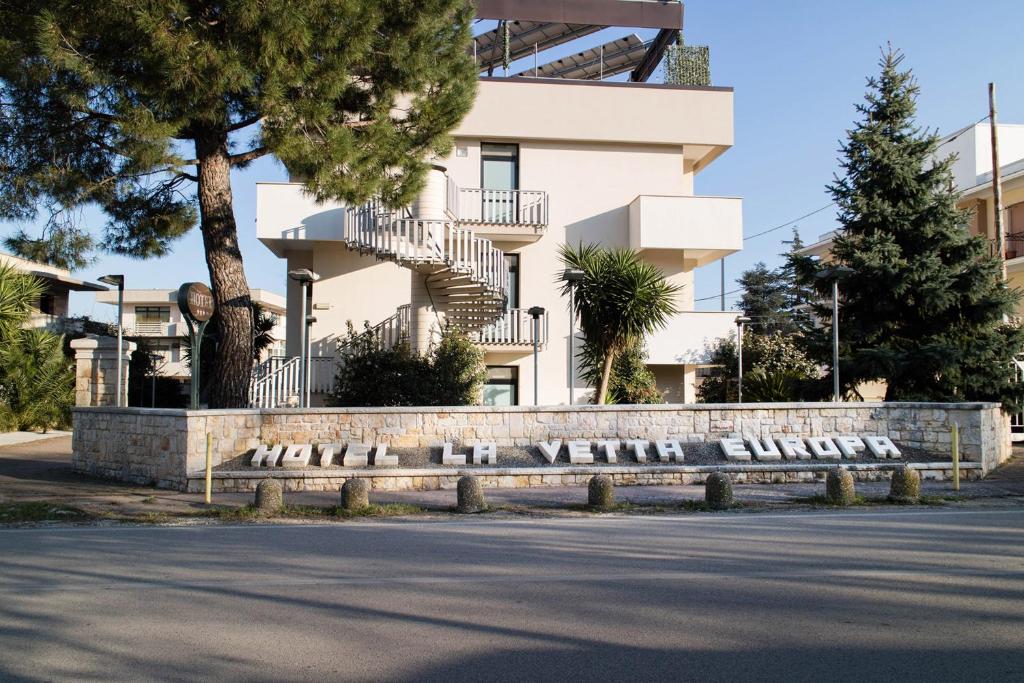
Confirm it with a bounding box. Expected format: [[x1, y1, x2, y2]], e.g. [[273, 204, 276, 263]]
[[98, 274, 125, 407], [148, 352, 162, 408], [816, 266, 855, 402], [288, 268, 319, 408], [528, 306, 545, 405], [734, 315, 751, 403], [562, 268, 585, 405], [305, 314, 316, 408]]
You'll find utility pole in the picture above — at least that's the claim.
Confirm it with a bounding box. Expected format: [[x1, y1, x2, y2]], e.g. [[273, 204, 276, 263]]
[[990, 82, 1006, 282], [720, 257, 726, 311]]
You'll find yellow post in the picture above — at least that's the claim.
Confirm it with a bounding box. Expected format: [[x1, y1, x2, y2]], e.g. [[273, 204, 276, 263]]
[[205, 432, 213, 504], [951, 422, 960, 492]]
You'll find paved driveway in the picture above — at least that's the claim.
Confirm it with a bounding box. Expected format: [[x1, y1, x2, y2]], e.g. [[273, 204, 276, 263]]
[[0, 509, 1022, 681]]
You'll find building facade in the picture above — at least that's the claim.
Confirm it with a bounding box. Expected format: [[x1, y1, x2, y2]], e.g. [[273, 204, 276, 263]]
[[96, 288, 287, 381], [254, 3, 742, 407], [0, 250, 106, 330]]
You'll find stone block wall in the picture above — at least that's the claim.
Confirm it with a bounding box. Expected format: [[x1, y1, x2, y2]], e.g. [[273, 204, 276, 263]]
[[72, 402, 1011, 490]]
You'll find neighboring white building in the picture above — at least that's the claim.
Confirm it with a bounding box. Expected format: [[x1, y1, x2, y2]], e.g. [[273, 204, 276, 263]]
[[0, 250, 107, 330], [96, 288, 287, 381], [253, 1, 742, 406]]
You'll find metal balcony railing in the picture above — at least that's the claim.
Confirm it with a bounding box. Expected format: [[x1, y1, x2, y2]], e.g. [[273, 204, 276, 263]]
[[456, 188, 548, 227], [473, 308, 549, 346]]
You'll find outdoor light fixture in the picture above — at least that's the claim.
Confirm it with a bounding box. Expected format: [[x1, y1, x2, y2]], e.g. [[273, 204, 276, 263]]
[[562, 268, 585, 405], [735, 315, 751, 403], [305, 315, 317, 408], [528, 306, 546, 406], [147, 352, 163, 408], [816, 266, 855, 402], [288, 269, 320, 408], [98, 274, 126, 407]]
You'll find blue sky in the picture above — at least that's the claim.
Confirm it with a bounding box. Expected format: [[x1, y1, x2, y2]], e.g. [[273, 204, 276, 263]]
[[8, 0, 1024, 320]]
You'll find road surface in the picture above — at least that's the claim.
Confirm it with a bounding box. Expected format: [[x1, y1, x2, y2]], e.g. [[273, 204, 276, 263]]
[[1, 508, 1022, 682]]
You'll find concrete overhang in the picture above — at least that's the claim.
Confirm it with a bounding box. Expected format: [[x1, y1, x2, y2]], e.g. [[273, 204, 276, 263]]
[[458, 78, 734, 171]]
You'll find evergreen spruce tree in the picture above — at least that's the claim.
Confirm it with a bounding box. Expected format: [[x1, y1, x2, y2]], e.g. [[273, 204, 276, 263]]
[[0, 1, 477, 406], [792, 49, 1024, 405], [736, 262, 792, 335]]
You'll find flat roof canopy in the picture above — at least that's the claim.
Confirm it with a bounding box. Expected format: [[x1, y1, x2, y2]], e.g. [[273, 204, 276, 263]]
[[472, 1, 683, 83], [474, 20, 603, 74], [514, 35, 647, 80], [474, 0, 684, 31]]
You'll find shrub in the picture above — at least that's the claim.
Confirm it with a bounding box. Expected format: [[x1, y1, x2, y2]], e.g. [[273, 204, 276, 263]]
[[330, 324, 485, 407], [579, 338, 663, 404], [698, 331, 820, 403], [0, 328, 74, 431]]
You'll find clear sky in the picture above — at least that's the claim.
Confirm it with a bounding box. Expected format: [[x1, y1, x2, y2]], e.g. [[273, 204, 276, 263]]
[[8, 0, 1024, 321]]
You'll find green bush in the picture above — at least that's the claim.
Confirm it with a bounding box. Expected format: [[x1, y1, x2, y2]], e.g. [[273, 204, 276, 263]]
[[698, 331, 820, 403], [0, 263, 74, 431], [330, 324, 485, 407], [579, 338, 663, 405]]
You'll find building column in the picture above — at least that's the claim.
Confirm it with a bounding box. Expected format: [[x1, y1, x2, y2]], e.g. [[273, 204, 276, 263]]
[[70, 335, 137, 407], [409, 164, 448, 355]]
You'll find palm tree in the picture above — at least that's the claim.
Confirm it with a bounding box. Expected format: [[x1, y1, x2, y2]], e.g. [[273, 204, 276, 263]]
[[559, 244, 680, 404], [0, 262, 45, 340]]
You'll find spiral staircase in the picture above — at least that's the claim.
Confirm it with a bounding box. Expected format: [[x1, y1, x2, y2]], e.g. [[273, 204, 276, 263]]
[[249, 168, 510, 407]]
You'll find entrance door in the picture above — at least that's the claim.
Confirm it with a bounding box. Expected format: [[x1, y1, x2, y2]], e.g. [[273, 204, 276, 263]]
[[481, 143, 518, 223]]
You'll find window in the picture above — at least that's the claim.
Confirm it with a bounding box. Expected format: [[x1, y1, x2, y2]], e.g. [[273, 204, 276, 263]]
[[481, 143, 519, 223], [37, 293, 55, 315], [135, 306, 170, 324], [505, 254, 519, 309], [483, 366, 518, 406]]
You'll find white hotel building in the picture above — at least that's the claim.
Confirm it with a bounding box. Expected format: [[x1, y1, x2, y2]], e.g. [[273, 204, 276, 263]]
[[253, 0, 742, 407]]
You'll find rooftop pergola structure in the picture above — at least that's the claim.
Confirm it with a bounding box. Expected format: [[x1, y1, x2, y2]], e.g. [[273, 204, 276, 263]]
[[472, 0, 684, 83]]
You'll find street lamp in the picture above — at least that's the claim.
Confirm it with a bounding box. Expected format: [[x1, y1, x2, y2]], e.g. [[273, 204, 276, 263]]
[[561, 268, 585, 405], [734, 315, 751, 403], [288, 268, 319, 408], [528, 306, 546, 405], [98, 274, 125, 407], [148, 352, 163, 408], [816, 266, 855, 402], [305, 315, 317, 408]]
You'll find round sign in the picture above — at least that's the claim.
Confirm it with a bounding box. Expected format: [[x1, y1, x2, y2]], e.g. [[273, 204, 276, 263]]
[[177, 282, 215, 323]]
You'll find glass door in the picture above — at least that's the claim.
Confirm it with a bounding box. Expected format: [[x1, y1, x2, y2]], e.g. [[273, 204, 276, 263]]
[[481, 143, 518, 223]]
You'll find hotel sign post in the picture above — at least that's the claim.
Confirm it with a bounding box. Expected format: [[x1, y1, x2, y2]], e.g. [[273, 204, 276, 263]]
[[177, 282, 215, 410]]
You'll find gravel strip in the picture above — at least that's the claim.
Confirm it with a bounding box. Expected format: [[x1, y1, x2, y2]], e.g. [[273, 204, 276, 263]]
[[215, 441, 948, 472]]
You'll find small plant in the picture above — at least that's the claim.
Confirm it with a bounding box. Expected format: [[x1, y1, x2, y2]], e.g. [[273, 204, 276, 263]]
[[331, 325, 484, 407]]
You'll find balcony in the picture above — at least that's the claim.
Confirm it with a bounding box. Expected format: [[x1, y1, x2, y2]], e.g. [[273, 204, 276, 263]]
[[127, 322, 183, 337], [646, 311, 736, 365], [628, 195, 742, 266], [448, 180, 549, 242], [472, 308, 549, 352]]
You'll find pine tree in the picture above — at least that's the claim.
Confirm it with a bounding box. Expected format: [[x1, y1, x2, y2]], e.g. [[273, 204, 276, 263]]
[[736, 262, 792, 335], [793, 49, 1024, 405], [0, 1, 477, 407]]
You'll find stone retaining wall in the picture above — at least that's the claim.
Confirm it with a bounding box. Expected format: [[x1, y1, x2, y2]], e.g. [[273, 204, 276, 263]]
[[72, 402, 1010, 490]]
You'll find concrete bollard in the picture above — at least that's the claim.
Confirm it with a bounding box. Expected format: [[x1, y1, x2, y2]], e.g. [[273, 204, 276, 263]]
[[457, 476, 486, 513], [340, 478, 371, 511], [588, 475, 615, 508], [705, 472, 733, 510], [826, 467, 856, 505], [888, 465, 921, 503], [254, 479, 284, 513]]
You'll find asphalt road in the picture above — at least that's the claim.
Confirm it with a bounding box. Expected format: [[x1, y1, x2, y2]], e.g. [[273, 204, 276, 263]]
[[1, 509, 1022, 682]]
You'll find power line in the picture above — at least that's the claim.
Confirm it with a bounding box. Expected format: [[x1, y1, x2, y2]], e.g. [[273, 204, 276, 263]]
[[694, 287, 742, 302], [739, 113, 989, 245], [743, 202, 836, 241]]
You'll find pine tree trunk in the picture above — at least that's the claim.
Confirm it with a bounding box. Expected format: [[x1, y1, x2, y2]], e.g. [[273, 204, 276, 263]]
[[195, 130, 253, 408], [597, 350, 615, 405]]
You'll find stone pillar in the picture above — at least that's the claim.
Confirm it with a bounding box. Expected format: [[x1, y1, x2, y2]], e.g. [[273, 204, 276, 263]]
[[409, 164, 448, 355], [70, 335, 136, 407]]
